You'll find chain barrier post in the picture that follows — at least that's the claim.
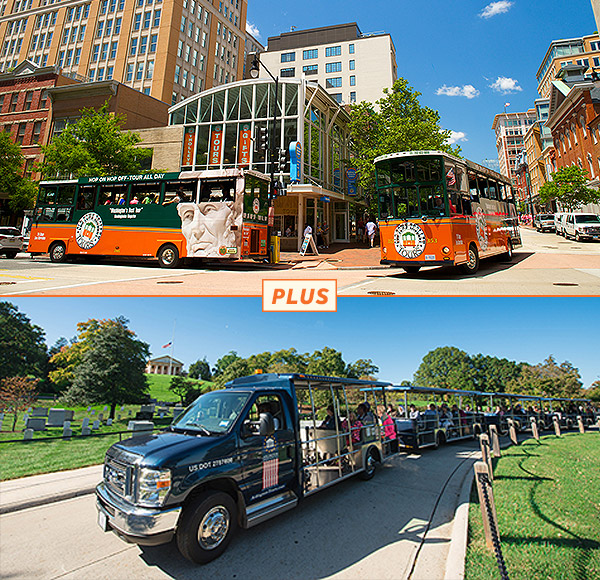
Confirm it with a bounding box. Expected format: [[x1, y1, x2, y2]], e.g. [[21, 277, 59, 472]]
[[577, 415, 585, 434], [479, 433, 493, 480], [553, 415, 561, 437], [507, 418, 518, 446], [489, 424, 501, 457], [474, 462, 510, 579], [530, 417, 540, 441]]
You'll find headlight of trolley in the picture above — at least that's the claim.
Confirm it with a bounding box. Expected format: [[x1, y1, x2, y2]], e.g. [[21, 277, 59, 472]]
[[442, 246, 451, 254], [137, 467, 172, 507]]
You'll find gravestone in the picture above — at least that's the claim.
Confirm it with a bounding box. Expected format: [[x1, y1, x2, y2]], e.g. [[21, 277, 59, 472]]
[[140, 404, 155, 414], [127, 420, 154, 434], [31, 407, 48, 417], [159, 412, 165, 419], [128, 410, 132, 416], [106, 418, 113, 426], [81, 417, 90, 429], [99, 413, 104, 421], [117, 414, 121, 421], [23, 413, 29, 424], [90, 410, 95, 415], [87, 406, 91, 412], [62, 421, 72, 438], [121, 405, 124, 411], [92, 420, 100, 430], [82, 426, 91, 436], [23, 429, 34, 440], [0, 418, 3, 431], [47, 408, 73, 428], [103, 406, 108, 413], [0, 412, 4, 421], [26, 417, 46, 431]]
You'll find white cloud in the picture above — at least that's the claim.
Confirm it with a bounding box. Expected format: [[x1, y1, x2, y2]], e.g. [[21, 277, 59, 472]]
[[436, 84, 480, 99], [489, 76, 522, 93], [246, 21, 260, 39], [480, 1, 513, 19], [447, 131, 468, 145]]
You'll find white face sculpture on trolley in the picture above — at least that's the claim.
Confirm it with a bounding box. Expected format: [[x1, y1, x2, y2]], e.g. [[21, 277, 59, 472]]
[[177, 181, 243, 257]]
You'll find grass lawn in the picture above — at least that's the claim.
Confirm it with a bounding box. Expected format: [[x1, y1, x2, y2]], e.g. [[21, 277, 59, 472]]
[[466, 432, 600, 580]]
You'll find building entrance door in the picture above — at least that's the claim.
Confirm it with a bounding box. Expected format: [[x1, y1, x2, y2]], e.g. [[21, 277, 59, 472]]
[[333, 203, 348, 242]]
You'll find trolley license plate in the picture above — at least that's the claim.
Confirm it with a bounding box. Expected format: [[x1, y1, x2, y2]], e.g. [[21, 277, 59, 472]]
[[97, 510, 110, 532]]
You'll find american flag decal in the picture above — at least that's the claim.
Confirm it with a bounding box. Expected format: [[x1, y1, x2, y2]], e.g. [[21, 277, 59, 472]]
[[262, 436, 279, 489]]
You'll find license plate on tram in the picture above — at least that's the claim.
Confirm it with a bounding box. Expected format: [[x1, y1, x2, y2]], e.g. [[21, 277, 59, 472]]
[[97, 510, 110, 532]]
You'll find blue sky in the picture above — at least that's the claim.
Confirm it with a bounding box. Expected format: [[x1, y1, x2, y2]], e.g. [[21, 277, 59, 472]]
[[246, 0, 597, 167], [6, 297, 600, 388]]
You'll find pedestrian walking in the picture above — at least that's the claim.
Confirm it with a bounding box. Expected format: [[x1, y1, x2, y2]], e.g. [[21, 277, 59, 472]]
[[365, 218, 377, 247]]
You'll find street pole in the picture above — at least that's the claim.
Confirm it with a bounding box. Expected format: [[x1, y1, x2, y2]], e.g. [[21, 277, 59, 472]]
[[249, 54, 278, 263]]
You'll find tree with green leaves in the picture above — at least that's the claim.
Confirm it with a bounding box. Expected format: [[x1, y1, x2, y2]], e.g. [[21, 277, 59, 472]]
[[510, 356, 582, 399], [539, 166, 600, 211], [346, 358, 379, 380], [470, 354, 523, 393], [306, 347, 348, 377], [212, 358, 250, 389], [38, 101, 151, 178], [0, 302, 47, 381], [212, 351, 243, 378], [586, 380, 600, 403], [188, 358, 212, 380], [169, 375, 201, 405], [413, 346, 474, 391], [67, 317, 150, 418], [348, 78, 461, 213], [0, 376, 40, 431], [0, 131, 38, 214]]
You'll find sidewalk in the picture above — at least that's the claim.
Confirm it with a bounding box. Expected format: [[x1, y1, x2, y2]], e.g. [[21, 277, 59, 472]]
[[280, 242, 386, 270], [0, 464, 102, 514]]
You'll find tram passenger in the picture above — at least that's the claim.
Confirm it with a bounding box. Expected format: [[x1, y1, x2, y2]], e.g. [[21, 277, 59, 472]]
[[440, 404, 454, 429], [357, 403, 375, 425], [319, 405, 338, 430], [379, 407, 396, 440], [409, 404, 420, 420], [341, 411, 363, 445]]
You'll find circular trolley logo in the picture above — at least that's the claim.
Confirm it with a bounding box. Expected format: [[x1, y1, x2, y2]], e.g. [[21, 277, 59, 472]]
[[252, 197, 260, 214], [475, 208, 489, 251], [75, 212, 103, 250], [394, 223, 427, 259]]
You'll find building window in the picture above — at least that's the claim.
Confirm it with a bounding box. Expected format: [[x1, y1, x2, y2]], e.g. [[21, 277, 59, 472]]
[[350, 75, 356, 86], [281, 52, 295, 63], [325, 46, 341, 57], [331, 93, 342, 103], [32, 121, 42, 143], [16, 123, 27, 144], [150, 34, 157, 53], [136, 62, 144, 80], [146, 60, 154, 79], [139, 36, 147, 54], [326, 77, 342, 88], [153, 8, 160, 26], [349, 59, 355, 70], [24, 91, 33, 110], [280, 67, 294, 77], [9, 94, 18, 112], [130, 37, 137, 55], [302, 64, 317, 75], [349, 44, 355, 54], [325, 62, 341, 73], [126, 63, 133, 81], [350, 91, 356, 103], [303, 49, 317, 59], [110, 41, 118, 59]]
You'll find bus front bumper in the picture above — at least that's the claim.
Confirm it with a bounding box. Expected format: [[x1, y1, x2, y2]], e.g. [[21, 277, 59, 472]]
[[381, 259, 455, 268], [96, 482, 181, 546]]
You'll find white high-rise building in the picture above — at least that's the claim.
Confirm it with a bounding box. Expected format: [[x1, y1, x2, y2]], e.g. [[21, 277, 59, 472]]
[[491, 110, 536, 182], [257, 22, 397, 105]]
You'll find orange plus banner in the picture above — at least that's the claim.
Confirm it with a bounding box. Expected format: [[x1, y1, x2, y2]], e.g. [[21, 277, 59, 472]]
[[238, 123, 251, 166], [209, 126, 223, 165], [182, 127, 195, 166]]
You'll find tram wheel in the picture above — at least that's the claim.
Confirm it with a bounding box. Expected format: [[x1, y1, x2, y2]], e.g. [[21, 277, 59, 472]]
[[157, 243, 181, 268], [403, 266, 421, 274], [49, 242, 67, 263], [460, 244, 479, 274], [503, 239, 513, 261]]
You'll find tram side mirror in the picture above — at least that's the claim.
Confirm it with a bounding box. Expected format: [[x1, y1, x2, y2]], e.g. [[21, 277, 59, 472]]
[[421, 215, 428, 222], [240, 421, 253, 438]]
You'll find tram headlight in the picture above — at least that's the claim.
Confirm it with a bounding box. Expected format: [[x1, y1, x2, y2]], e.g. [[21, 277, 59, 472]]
[[442, 246, 451, 254]]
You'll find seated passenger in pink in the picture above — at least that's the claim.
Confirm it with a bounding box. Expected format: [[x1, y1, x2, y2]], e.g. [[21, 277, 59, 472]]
[[341, 411, 363, 445], [380, 408, 396, 440]]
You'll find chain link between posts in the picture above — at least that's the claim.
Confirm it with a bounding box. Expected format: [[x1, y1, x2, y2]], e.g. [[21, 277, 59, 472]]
[[477, 471, 510, 580]]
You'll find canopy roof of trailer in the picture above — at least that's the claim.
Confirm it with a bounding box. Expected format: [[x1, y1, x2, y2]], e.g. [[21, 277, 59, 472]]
[[226, 373, 391, 390], [387, 385, 482, 397]]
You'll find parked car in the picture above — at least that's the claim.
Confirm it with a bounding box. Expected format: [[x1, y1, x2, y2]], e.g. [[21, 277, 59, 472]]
[[0, 227, 24, 258], [554, 212, 568, 235], [563, 213, 600, 241], [534, 213, 555, 232]]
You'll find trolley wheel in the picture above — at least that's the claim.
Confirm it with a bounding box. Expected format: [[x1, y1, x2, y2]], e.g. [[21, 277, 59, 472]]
[[49, 242, 67, 263], [176, 491, 237, 564], [461, 244, 479, 274], [4, 251, 18, 259], [157, 243, 180, 268], [503, 239, 513, 261], [403, 266, 421, 274], [359, 447, 378, 480]]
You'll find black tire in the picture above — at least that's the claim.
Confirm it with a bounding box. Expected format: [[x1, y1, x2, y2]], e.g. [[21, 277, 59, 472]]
[[503, 239, 513, 261], [575, 232, 582, 242], [4, 251, 17, 259], [460, 244, 479, 274], [359, 447, 378, 480], [157, 243, 180, 268], [403, 266, 421, 274], [49, 242, 67, 263], [176, 491, 237, 564]]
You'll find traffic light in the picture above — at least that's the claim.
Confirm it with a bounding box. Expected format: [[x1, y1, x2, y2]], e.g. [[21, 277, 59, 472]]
[[254, 126, 268, 153], [277, 147, 287, 172]]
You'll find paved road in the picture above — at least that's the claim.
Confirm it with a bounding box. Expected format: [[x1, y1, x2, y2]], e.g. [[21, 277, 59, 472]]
[[0, 441, 479, 580], [1, 228, 599, 296]]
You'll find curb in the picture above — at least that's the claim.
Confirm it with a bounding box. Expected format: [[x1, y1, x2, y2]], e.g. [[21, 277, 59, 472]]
[[0, 485, 97, 515]]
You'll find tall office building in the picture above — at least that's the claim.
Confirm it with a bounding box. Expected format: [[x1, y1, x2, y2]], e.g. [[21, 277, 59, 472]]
[[536, 34, 600, 98], [0, 0, 248, 104], [491, 109, 536, 184], [258, 22, 397, 105]]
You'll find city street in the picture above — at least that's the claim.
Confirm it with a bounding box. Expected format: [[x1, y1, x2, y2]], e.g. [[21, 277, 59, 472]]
[[1, 228, 599, 296], [0, 441, 478, 580]]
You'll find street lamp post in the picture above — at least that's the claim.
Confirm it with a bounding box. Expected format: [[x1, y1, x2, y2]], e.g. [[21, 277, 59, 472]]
[[249, 53, 279, 262]]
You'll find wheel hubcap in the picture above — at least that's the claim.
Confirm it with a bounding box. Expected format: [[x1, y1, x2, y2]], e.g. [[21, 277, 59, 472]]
[[162, 249, 175, 264], [198, 506, 230, 550], [467, 249, 476, 269], [53, 246, 65, 259], [366, 453, 375, 473]]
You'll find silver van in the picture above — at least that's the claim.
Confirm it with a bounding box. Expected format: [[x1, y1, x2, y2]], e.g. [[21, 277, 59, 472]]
[[563, 213, 600, 241]]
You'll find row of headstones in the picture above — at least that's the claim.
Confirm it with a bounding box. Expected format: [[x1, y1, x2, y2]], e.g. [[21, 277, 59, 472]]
[[23, 419, 157, 440]]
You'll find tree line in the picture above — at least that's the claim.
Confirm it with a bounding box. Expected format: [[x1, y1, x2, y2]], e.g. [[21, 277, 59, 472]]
[[1, 303, 598, 427]]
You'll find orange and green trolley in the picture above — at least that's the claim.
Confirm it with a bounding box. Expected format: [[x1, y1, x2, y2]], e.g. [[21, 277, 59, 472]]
[[28, 168, 271, 268], [374, 150, 521, 274]]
